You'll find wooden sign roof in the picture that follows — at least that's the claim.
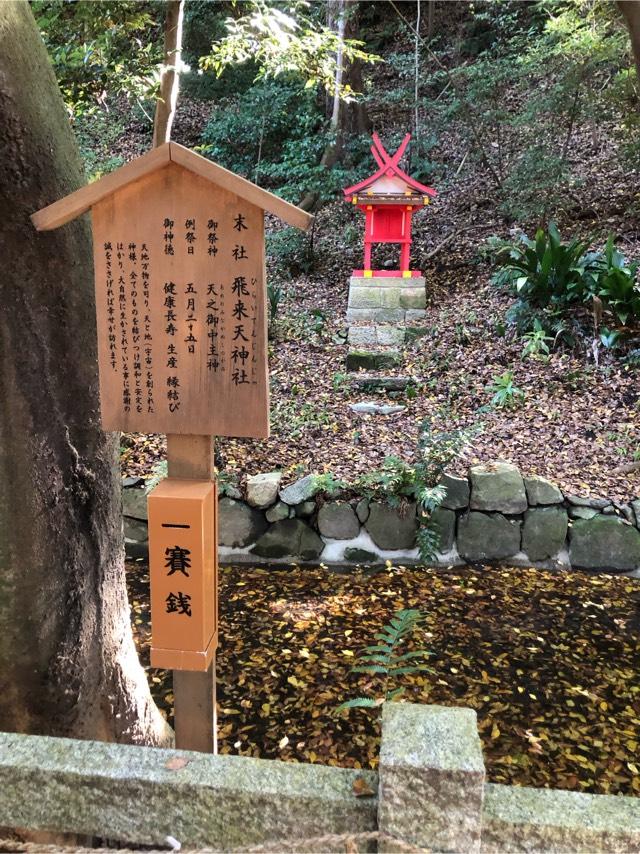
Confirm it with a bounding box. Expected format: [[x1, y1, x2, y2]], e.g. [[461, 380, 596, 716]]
[[32, 143, 312, 438], [32, 141, 313, 232], [343, 133, 437, 200]]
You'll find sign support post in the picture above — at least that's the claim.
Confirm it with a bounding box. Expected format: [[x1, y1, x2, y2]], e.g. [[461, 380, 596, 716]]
[[166, 432, 217, 754], [31, 142, 312, 755]]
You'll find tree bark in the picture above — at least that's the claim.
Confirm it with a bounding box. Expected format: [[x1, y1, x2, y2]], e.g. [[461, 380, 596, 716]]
[[343, 0, 371, 136], [299, 0, 345, 211], [0, 0, 171, 746], [152, 0, 185, 147], [619, 2, 640, 83]]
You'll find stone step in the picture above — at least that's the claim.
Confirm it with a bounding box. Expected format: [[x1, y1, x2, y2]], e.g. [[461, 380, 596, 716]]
[[346, 350, 402, 372], [349, 401, 406, 416], [352, 375, 417, 391]]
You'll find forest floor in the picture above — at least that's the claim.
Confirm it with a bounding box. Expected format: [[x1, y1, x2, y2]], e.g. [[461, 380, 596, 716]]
[[127, 559, 640, 797], [117, 89, 640, 502]]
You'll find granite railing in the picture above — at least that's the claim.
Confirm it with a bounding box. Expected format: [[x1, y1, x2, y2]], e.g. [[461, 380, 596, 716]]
[[1, 703, 638, 852]]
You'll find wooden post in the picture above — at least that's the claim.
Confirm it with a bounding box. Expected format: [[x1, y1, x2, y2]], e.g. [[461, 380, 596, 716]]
[[167, 433, 217, 754]]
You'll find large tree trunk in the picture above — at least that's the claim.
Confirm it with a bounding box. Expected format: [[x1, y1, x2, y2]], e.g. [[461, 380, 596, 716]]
[[153, 0, 185, 147], [299, 0, 345, 211], [343, 0, 371, 136], [619, 1, 640, 84], [0, 0, 171, 746]]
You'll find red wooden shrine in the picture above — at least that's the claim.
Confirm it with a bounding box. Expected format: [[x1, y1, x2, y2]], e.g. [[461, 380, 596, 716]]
[[343, 133, 436, 277]]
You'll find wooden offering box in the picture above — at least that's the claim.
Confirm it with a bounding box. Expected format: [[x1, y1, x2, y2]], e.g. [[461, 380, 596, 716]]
[[148, 478, 217, 671]]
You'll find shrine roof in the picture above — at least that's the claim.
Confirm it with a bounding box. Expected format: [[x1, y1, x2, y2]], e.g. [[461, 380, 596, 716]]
[[32, 142, 313, 232], [343, 133, 436, 199]]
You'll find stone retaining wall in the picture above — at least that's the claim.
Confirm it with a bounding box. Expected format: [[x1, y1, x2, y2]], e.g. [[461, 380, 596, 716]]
[[124, 461, 640, 575]]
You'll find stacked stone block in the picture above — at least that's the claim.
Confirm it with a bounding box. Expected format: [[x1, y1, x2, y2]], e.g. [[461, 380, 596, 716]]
[[346, 275, 426, 346]]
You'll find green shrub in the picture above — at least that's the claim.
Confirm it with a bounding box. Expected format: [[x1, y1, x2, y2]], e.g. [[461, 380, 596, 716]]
[[487, 371, 525, 409], [492, 223, 593, 309], [266, 227, 314, 281], [590, 237, 640, 325], [495, 227, 640, 332]]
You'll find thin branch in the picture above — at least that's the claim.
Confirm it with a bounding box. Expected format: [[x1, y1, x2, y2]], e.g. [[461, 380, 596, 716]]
[[424, 225, 482, 261]]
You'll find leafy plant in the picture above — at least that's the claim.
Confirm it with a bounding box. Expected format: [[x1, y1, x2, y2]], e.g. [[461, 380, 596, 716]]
[[591, 237, 640, 325], [332, 372, 349, 391], [492, 223, 593, 309], [354, 420, 477, 562], [312, 472, 348, 499], [337, 609, 432, 711], [599, 328, 621, 350], [487, 371, 525, 409], [521, 319, 553, 360]]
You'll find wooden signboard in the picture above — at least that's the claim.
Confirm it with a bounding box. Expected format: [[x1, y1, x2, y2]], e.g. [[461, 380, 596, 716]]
[[148, 478, 217, 671], [32, 142, 313, 437]]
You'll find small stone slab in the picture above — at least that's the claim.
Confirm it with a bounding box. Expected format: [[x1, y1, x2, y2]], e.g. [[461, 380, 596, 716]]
[[377, 327, 406, 347], [219, 498, 267, 548], [570, 516, 640, 571], [294, 500, 316, 517], [349, 275, 425, 289], [469, 462, 527, 514], [355, 498, 370, 523], [347, 326, 377, 346], [344, 546, 377, 563], [349, 401, 406, 416], [566, 494, 610, 509], [379, 702, 485, 853], [569, 506, 599, 520], [122, 476, 145, 489], [246, 472, 281, 509], [346, 350, 401, 372], [317, 503, 360, 540], [365, 502, 418, 550], [458, 512, 521, 561], [353, 375, 414, 391], [522, 506, 568, 561], [250, 518, 323, 561], [404, 325, 430, 342], [524, 475, 563, 506], [279, 474, 320, 506], [440, 472, 470, 510]]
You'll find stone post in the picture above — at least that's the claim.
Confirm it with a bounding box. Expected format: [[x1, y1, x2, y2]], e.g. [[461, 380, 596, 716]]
[[378, 702, 485, 852]]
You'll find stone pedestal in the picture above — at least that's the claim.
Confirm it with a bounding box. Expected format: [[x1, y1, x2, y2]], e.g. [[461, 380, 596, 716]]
[[347, 275, 426, 323], [346, 276, 426, 346], [378, 702, 485, 852]]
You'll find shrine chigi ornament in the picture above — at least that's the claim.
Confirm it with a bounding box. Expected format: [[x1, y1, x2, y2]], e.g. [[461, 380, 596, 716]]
[[343, 132, 436, 277]]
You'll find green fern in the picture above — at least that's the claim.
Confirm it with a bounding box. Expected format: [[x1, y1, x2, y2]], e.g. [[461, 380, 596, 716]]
[[337, 609, 433, 713]]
